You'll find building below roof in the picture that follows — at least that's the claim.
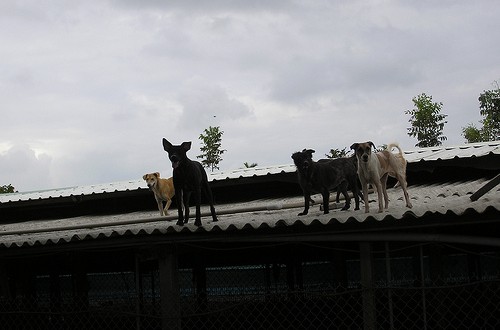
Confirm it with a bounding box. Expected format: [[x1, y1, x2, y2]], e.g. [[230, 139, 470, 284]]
[[0, 141, 499, 329]]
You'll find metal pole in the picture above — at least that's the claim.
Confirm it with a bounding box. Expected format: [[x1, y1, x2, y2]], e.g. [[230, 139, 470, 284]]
[[360, 242, 376, 330], [135, 254, 142, 330], [420, 245, 427, 330], [159, 246, 181, 330], [385, 242, 394, 330]]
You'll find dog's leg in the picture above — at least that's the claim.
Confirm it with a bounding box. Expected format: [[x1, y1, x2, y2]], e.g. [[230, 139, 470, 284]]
[[373, 180, 384, 213], [381, 173, 389, 210], [164, 198, 172, 215], [336, 189, 341, 203], [360, 177, 370, 213], [396, 174, 413, 208], [202, 183, 218, 223], [183, 191, 191, 224], [321, 189, 330, 214], [298, 190, 310, 216], [156, 198, 164, 216], [193, 187, 202, 227], [339, 181, 351, 211], [175, 190, 184, 226], [349, 177, 360, 211]]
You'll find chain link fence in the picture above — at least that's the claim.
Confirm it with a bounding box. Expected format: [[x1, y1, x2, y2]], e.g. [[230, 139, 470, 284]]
[[1, 243, 499, 329]]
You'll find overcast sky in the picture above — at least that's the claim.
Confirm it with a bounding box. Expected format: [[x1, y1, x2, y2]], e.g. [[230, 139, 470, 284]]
[[1, 1, 499, 192]]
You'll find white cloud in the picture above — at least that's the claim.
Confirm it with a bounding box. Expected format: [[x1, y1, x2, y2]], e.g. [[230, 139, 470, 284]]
[[0, 0, 499, 191]]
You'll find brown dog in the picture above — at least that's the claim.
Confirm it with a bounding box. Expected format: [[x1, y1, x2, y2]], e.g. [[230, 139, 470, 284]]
[[350, 142, 412, 213], [143, 172, 175, 216]]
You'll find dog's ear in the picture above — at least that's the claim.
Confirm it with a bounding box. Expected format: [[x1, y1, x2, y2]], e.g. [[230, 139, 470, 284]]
[[305, 149, 315, 158], [162, 138, 172, 152], [368, 141, 376, 150], [142, 174, 147, 180], [350, 143, 359, 151], [181, 141, 192, 152], [154, 172, 160, 178]]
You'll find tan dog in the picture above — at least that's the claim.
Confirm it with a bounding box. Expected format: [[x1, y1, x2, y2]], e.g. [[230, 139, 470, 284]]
[[143, 172, 175, 216], [350, 142, 412, 213]]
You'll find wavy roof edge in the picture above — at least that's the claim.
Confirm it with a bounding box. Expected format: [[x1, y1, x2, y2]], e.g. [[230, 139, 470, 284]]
[[1, 140, 499, 203], [1, 178, 498, 248]]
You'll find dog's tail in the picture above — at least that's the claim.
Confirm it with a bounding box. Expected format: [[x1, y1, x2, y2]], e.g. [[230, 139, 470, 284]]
[[387, 142, 404, 158]]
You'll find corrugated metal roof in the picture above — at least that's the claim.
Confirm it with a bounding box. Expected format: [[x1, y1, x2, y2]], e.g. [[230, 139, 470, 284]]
[[0, 140, 499, 204], [0, 178, 498, 249], [403, 140, 500, 162], [0, 180, 146, 203]]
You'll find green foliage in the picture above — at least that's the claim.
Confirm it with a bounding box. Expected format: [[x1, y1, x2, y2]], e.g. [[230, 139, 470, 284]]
[[197, 126, 226, 172], [462, 81, 500, 143], [478, 83, 500, 141], [325, 147, 348, 159], [0, 184, 16, 194], [243, 162, 258, 168], [462, 124, 485, 143], [377, 144, 388, 151], [405, 93, 447, 147]]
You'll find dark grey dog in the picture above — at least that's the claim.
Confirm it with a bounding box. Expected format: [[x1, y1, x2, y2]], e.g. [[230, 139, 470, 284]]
[[330, 154, 363, 205], [292, 149, 360, 216], [162, 139, 218, 226]]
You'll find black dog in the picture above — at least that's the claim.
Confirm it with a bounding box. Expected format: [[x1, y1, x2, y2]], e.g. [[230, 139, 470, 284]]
[[162, 139, 218, 226], [331, 154, 364, 205], [292, 149, 360, 216]]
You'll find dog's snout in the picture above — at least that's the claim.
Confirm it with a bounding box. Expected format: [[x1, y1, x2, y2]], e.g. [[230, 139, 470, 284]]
[[362, 154, 369, 162], [170, 155, 179, 162]]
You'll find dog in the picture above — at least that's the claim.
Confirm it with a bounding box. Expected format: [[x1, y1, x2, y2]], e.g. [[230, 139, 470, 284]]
[[387, 144, 408, 188], [162, 139, 218, 226], [143, 172, 175, 216], [350, 141, 412, 213], [292, 149, 360, 216], [331, 154, 364, 204]]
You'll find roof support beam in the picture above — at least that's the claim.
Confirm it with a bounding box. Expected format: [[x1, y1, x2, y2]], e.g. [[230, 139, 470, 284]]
[[158, 245, 181, 330]]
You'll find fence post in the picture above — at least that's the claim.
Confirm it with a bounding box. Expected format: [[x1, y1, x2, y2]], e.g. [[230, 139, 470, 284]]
[[158, 245, 181, 330], [135, 254, 144, 330], [360, 242, 376, 330], [385, 242, 394, 330]]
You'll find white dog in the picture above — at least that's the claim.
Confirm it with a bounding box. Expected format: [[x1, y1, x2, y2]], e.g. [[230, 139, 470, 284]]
[[350, 142, 412, 213]]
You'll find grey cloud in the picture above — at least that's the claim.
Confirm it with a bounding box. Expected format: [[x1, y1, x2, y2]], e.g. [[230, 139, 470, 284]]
[[0, 145, 52, 191], [0, 1, 499, 192], [176, 79, 253, 130], [113, 0, 296, 13]]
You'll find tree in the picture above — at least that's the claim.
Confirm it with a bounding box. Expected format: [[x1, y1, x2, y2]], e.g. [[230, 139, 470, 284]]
[[405, 93, 447, 147], [325, 147, 348, 159], [462, 81, 500, 143], [462, 124, 485, 143], [197, 126, 226, 172], [479, 82, 500, 141], [0, 184, 16, 194]]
